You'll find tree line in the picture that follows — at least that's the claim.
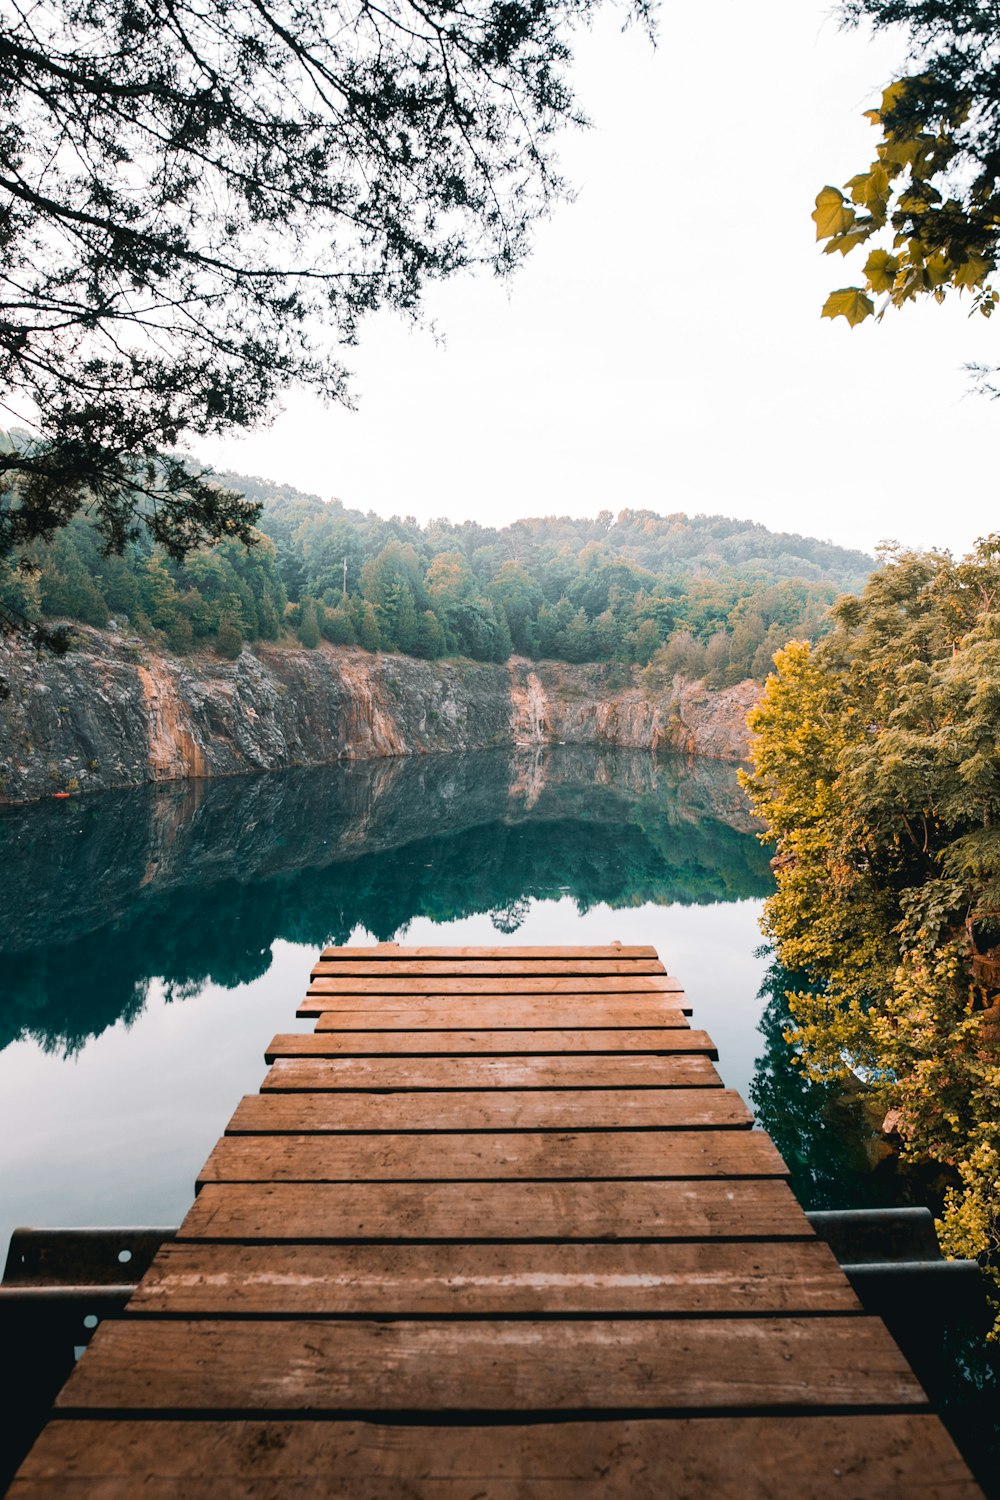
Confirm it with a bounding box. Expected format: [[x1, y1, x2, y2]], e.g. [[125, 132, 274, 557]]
[[0, 457, 871, 684]]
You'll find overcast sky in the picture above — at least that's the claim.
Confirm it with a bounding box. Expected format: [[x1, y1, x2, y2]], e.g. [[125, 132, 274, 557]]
[[200, 0, 998, 560]]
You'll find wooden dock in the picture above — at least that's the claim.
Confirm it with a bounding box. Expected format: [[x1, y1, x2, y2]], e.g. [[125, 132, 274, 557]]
[[9, 944, 983, 1496]]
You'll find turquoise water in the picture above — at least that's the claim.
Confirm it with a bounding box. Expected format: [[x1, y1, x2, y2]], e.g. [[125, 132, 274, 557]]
[[0, 747, 772, 1247]]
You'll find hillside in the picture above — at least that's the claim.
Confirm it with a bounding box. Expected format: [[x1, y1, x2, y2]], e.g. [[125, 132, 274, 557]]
[[1, 450, 873, 684]]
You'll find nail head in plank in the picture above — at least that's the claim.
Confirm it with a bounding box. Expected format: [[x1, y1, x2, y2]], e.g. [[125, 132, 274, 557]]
[[128, 1239, 857, 1317], [260, 1055, 723, 1092], [227, 1088, 753, 1135], [197, 1129, 787, 1186], [266, 1030, 718, 1061], [56, 1315, 926, 1414], [12, 1416, 981, 1498], [177, 1178, 809, 1242]]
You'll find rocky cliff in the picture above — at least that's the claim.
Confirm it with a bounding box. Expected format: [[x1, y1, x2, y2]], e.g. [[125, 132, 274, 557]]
[[0, 627, 760, 804]]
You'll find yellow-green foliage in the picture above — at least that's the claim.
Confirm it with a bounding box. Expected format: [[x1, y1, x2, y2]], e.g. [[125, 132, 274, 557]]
[[816, 77, 1000, 327], [741, 541, 1000, 1333]]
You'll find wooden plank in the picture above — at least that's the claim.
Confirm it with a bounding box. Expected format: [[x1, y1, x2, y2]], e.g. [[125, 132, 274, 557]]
[[197, 1129, 787, 1185], [260, 1055, 723, 1092], [319, 945, 660, 960], [56, 1315, 926, 1413], [312, 960, 669, 977], [307, 976, 684, 996], [227, 1088, 753, 1134], [12, 1415, 982, 1498], [177, 1178, 808, 1242], [304, 998, 693, 1025], [266, 1029, 718, 1060], [128, 1239, 858, 1316]]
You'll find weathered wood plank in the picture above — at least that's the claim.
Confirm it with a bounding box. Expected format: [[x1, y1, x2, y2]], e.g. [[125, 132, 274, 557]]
[[227, 1088, 753, 1134], [312, 960, 669, 978], [320, 945, 660, 960], [267, 1029, 717, 1060], [198, 1129, 784, 1185], [18, 1415, 981, 1498], [310, 962, 671, 981], [260, 1055, 723, 1092], [177, 1178, 808, 1242], [307, 976, 684, 995], [56, 1316, 926, 1414], [129, 1240, 856, 1317], [303, 998, 693, 1024]]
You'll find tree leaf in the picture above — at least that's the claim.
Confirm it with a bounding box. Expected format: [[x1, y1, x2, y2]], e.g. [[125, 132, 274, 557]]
[[813, 187, 855, 242], [821, 288, 875, 327], [865, 249, 900, 293], [823, 216, 878, 256], [954, 257, 991, 289]]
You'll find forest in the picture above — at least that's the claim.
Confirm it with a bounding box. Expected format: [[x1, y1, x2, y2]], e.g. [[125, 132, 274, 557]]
[[742, 539, 1000, 1333], [0, 444, 872, 686]]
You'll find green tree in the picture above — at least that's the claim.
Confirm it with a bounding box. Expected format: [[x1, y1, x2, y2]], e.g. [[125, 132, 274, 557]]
[[741, 541, 1000, 1329], [1, 0, 648, 564], [215, 617, 244, 659], [354, 600, 382, 653], [321, 605, 357, 647], [413, 609, 446, 659], [297, 597, 321, 649], [815, 3, 1000, 342]]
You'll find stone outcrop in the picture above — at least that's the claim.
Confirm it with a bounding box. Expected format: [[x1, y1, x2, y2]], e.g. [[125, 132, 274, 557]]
[[0, 627, 760, 804]]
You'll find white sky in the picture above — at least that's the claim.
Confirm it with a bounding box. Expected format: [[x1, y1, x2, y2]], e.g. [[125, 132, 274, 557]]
[[200, 0, 998, 559]]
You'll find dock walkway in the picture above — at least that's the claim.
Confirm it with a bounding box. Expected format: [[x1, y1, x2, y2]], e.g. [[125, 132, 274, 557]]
[[10, 944, 983, 1495]]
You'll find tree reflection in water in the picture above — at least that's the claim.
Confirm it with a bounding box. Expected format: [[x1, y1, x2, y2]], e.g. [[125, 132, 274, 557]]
[[0, 746, 771, 1055], [752, 956, 999, 1492]]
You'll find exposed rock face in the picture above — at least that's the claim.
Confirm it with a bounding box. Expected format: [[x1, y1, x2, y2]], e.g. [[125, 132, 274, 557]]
[[0, 628, 760, 804]]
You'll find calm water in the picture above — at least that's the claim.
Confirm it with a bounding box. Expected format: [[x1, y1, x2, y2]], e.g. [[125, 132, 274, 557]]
[[1, 745, 995, 1489], [0, 746, 774, 1246]]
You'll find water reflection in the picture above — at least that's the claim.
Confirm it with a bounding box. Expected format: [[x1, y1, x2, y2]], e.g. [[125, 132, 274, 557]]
[[0, 747, 772, 1055], [751, 959, 939, 1211]]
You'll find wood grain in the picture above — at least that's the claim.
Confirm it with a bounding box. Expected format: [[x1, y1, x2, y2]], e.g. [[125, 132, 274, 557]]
[[266, 1029, 717, 1059], [57, 1316, 925, 1413], [226, 1088, 753, 1134], [177, 1178, 808, 1242], [260, 1055, 722, 1092], [311, 959, 669, 977], [197, 1129, 786, 1185], [129, 1240, 857, 1316], [13, 1416, 980, 1498], [304, 999, 693, 1025], [319, 945, 660, 960], [307, 976, 683, 996]]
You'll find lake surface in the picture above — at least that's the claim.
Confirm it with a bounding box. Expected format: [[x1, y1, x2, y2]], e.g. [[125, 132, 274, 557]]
[[0, 746, 776, 1247], [1, 745, 996, 1489]]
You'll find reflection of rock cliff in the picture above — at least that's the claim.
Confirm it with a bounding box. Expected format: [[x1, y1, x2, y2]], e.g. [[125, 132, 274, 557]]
[[0, 628, 759, 804], [0, 747, 772, 1052]]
